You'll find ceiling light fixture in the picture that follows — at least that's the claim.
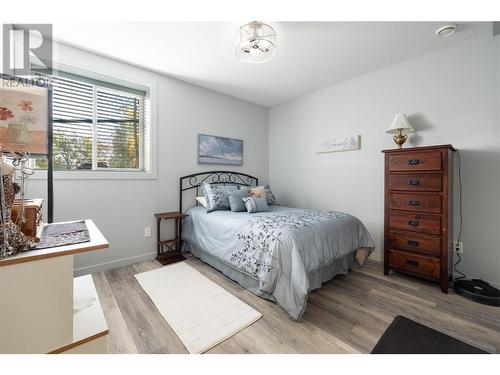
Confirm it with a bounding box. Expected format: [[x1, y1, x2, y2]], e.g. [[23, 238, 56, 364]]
[[435, 24, 457, 38], [236, 21, 277, 63]]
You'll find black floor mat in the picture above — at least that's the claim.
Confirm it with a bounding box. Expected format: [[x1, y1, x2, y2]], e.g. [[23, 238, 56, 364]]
[[371, 315, 488, 354]]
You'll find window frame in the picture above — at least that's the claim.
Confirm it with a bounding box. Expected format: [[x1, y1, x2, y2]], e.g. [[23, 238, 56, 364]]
[[31, 63, 158, 181]]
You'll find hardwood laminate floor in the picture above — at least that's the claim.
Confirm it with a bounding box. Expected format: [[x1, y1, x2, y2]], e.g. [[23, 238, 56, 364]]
[[92, 256, 500, 354]]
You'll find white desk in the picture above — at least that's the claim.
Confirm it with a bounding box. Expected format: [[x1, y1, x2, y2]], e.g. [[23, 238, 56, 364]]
[[0, 219, 109, 354]]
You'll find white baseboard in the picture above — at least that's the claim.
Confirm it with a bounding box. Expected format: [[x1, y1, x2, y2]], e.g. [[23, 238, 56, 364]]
[[73, 249, 500, 290], [74, 249, 384, 276], [369, 250, 382, 262], [74, 251, 157, 277]]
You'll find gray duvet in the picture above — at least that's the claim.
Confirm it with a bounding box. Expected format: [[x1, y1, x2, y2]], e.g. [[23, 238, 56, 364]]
[[182, 205, 375, 320]]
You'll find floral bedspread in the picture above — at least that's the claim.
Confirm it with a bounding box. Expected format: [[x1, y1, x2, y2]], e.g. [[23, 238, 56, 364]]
[[182, 205, 374, 320]]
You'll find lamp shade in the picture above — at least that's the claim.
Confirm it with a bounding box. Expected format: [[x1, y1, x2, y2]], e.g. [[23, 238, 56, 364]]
[[386, 114, 415, 134]]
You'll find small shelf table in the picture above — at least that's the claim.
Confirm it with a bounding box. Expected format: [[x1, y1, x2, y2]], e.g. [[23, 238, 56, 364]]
[[155, 211, 188, 265]]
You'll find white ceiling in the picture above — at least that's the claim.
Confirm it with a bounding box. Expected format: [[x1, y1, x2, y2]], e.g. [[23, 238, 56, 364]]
[[52, 22, 491, 107]]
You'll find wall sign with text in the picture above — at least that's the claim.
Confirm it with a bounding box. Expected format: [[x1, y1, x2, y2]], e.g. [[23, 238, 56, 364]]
[[316, 135, 361, 154]]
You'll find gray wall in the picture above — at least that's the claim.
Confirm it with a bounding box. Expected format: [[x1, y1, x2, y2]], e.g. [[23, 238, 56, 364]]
[[28, 43, 269, 275], [269, 35, 500, 286]]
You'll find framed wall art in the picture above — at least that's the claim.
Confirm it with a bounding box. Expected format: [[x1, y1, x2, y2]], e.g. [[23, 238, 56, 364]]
[[198, 134, 243, 166], [0, 76, 50, 155], [0, 74, 53, 222], [316, 134, 361, 154]]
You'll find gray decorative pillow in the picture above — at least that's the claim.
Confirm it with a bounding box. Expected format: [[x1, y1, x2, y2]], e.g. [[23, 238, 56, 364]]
[[263, 185, 278, 205], [229, 189, 250, 212], [202, 183, 237, 212], [221, 185, 239, 195], [242, 197, 270, 213], [250, 185, 278, 205], [238, 185, 252, 192]]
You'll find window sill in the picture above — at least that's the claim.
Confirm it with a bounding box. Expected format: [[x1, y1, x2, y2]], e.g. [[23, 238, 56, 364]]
[[30, 170, 158, 180]]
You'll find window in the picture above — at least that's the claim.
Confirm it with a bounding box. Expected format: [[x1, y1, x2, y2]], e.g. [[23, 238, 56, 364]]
[[39, 73, 146, 171]]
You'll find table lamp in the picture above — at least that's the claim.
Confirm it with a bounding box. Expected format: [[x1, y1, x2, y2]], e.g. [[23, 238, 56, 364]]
[[386, 113, 415, 148]]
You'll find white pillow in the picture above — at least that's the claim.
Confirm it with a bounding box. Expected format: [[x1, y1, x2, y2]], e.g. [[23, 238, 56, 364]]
[[196, 196, 208, 208]]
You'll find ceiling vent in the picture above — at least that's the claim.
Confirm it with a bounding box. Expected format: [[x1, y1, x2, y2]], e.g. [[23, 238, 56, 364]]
[[435, 24, 457, 38]]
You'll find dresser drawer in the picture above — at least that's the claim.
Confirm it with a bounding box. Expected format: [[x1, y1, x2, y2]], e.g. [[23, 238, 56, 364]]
[[389, 211, 441, 235], [389, 249, 441, 279], [389, 193, 442, 213], [389, 173, 442, 192], [389, 231, 441, 256], [389, 150, 442, 172]]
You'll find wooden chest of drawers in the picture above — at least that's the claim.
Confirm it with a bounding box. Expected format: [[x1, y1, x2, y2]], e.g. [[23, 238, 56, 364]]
[[382, 145, 455, 293]]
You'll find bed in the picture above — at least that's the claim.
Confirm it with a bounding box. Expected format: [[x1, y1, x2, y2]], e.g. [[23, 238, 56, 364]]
[[179, 171, 375, 320]]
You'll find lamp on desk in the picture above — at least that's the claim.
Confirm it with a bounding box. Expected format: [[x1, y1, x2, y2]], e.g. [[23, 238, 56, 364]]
[[386, 113, 415, 148]]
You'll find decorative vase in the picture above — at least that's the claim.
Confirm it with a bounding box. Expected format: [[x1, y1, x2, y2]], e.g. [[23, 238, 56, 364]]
[[7, 122, 29, 145]]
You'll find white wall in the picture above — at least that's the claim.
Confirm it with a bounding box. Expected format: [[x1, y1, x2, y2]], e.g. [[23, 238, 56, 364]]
[[269, 35, 500, 287], [28, 43, 269, 275]]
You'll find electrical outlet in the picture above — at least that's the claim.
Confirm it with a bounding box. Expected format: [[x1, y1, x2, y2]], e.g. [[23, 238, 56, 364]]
[[144, 227, 151, 238], [454, 241, 464, 254]]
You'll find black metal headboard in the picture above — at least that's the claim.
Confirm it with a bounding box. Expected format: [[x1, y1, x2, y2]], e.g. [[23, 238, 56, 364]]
[[179, 171, 259, 213]]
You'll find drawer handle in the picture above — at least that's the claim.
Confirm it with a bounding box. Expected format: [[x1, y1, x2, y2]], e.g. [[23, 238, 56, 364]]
[[407, 240, 419, 247], [408, 199, 420, 206], [406, 259, 419, 267], [408, 220, 420, 226], [408, 179, 420, 186], [408, 159, 420, 165]]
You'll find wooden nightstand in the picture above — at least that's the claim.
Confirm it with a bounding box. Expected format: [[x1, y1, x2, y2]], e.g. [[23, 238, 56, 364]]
[[155, 211, 188, 265]]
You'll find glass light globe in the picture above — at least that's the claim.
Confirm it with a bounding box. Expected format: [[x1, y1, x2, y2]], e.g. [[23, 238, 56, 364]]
[[235, 21, 277, 63]]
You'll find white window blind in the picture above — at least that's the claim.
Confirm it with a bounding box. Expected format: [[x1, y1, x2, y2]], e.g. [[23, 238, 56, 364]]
[[49, 74, 145, 171]]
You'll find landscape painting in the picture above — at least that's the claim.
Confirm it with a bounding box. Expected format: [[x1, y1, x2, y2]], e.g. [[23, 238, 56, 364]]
[[198, 134, 243, 166]]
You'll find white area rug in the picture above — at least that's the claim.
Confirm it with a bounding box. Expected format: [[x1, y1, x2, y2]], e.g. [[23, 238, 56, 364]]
[[135, 262, 262, 353]]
